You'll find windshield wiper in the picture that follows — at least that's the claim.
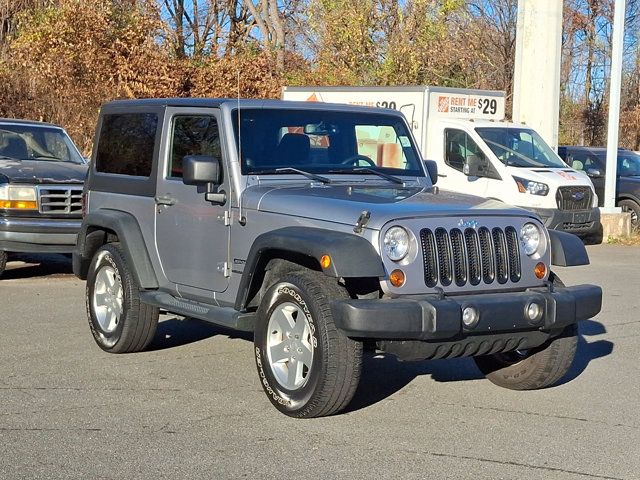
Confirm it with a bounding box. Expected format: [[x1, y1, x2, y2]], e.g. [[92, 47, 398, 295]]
[[251, 167, 331, 184], [350, 167, 404, 185], [33, 154, 62, 160]]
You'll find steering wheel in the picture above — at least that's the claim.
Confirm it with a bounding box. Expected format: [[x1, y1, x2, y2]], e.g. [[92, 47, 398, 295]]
[[341, 155, 377, 167]]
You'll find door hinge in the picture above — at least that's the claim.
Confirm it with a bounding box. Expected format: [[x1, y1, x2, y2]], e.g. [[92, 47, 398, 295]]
[[217, 262, 230, 277], [217, 211, 231, 226]]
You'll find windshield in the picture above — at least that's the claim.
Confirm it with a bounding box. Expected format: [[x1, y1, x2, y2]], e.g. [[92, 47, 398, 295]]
[[595, 151, 640, 177], [475, 127, 566, 168], [0, 124, 84, 164], [233, 109, 424, 177]]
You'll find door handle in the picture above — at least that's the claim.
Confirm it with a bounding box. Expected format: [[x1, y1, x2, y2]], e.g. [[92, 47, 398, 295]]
[[155, 195, 176, 206]]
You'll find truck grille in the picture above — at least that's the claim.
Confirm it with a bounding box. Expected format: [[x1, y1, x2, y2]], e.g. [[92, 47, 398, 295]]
[[37, 185, 83, 215], [420, 227, 521, 288], [556, 186, 592, 211]]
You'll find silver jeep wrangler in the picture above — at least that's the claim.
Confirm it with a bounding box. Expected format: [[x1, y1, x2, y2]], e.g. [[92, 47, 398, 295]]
[[74, 99, 602, 418]]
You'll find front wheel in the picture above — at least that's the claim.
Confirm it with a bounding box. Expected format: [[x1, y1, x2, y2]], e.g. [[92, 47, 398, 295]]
[[474, 323, 578, 390], [474, 272, 578, 390], [254, 271, 362, 418]]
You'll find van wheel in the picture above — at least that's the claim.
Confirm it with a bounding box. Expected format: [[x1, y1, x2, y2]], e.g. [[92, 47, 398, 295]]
[[254, 271, 362, 418], [0, 251, 7, 276], [86, 243, 159, 353], [619, 199, 640, 231], [474, 273, 578, 390]]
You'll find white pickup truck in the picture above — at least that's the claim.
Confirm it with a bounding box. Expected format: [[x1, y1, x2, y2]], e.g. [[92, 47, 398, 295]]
[[283, 86, 602, 242]]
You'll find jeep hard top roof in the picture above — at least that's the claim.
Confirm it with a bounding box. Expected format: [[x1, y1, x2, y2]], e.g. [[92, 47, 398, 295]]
[[100, 98, 406, 117]]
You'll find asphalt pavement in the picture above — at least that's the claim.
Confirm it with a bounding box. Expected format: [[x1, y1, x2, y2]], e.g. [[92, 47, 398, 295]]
[[0, 246, 638, 479]]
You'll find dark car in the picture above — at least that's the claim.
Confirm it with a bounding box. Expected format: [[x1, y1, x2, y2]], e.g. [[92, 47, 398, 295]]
[[558, 146, 640, 229], [0, 119, 88, 276]]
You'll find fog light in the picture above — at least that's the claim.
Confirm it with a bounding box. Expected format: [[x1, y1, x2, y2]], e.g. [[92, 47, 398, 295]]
[[389, 269, 406, 288], [526, 302, 543, 322], [462, 306, 479, 328]]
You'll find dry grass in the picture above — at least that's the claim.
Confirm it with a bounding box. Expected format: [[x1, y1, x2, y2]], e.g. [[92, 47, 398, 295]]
[[606, 232, 640, 246]]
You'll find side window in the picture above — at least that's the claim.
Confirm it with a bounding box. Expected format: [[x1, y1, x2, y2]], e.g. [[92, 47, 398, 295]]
[[96, 113, 158, 176], [445, 129, 486, 172], [170, 116, 221, 178]]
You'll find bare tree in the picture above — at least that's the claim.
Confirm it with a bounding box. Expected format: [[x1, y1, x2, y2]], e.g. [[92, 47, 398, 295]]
[[242, 0, 285, 71]]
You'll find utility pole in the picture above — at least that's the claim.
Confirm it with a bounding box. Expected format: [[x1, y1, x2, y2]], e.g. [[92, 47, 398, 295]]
[[603, 0, 626, 213], [512, 0, 563, 150]]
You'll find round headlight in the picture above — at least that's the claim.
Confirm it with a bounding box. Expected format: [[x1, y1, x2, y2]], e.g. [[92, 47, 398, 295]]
[[520, 222, 541, 256], [383, 226, 410, 261]]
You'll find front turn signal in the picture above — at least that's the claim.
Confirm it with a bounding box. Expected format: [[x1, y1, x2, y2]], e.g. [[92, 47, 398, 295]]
[[534, 262, 547, 279], [0, 200, 38, 210], [389, 269, 406, 288]]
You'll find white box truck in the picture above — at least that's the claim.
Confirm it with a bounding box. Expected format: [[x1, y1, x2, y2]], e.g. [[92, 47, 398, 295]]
[[282, 86, 602, 241]]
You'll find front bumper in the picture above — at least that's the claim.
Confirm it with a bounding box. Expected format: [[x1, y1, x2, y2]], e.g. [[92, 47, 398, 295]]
[[0, 217, 82, 253], [531, 206, 601, 237], [332, 284, 602, 361]]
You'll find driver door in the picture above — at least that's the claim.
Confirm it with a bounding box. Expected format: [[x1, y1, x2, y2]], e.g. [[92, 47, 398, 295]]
[[155, 108, 230, 293]]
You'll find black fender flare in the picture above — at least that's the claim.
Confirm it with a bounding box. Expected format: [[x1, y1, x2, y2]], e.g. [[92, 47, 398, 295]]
[[235, 226, 385, 310], [73, 209, 158, 288], [548, 230, 590, 267]]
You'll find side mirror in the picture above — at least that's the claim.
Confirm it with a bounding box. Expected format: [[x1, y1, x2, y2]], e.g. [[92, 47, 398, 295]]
[[424, 160, 438, 185], [463, 154, 483, 177], [586, 168, 603, 178], [182, 155, 221, 186]]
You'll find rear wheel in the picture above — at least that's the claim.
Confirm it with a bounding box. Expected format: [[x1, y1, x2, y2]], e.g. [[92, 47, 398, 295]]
[[473, 273, 578, 390], [619, 199, 640, 231], [86, 243, 159, 353], [0, 251, 7, 276], [254, 270, 362, 418]]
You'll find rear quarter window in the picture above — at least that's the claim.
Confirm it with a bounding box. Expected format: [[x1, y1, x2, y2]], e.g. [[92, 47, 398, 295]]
[[95, 113, 158, 177]]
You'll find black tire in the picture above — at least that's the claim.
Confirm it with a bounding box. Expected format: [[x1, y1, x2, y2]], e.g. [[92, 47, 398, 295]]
[[254, 270, 362, 418], [619, 199, 640, 231], [474, 273, 578, 390], [86, 243, 159, 353], [0, 251, 7, 276]]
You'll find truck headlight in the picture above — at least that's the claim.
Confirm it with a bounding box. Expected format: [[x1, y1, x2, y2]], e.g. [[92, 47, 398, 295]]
[[0, 184, 38, 210], [520, 222, 542, 256], [513, 176, 549, 196], [383, 226, 410, 261]]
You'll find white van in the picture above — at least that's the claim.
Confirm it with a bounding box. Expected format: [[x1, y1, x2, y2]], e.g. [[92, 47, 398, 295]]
[[283, 86, 602, 240]]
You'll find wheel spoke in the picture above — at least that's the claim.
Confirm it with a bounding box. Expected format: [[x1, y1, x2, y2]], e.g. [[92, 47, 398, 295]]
[[269, 341, 289, 363], [287, 360, 298, 386], [105, 270, 116, 289], [298, 343, 313, 367], [94, 291, 108, 306], [271, 307, 293, 334], [291, 312, 307, 337]]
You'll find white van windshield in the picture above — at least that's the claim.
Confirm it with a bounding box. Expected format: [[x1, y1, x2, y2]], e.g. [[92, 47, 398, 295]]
[[475, 127, 565, 168]]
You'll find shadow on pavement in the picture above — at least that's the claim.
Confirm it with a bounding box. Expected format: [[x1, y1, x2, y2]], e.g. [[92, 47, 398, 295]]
[[346, 318, 613, 413], [148, 317, 252, 351], [145, 315, 612, 411], [2, 253, 73, 279], [558, 318, 614, 385], [345, 354, 484, 414]]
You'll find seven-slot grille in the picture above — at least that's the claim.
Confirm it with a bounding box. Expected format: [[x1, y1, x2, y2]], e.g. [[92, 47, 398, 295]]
[[420, 226, 521, 288], [37, 185, 83, 214], [556, 186, 592, 211]]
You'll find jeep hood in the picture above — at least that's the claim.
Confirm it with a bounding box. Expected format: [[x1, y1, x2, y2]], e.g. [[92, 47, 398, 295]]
[[243, 183, 535, 230], [0, 159, 87, 184]]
